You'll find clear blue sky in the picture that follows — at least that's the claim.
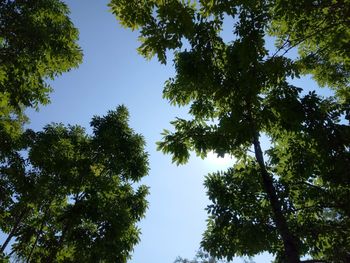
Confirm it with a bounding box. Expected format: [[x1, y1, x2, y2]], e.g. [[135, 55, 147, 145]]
[[26, 1, 236, 262], [11, 1, 329, 262]]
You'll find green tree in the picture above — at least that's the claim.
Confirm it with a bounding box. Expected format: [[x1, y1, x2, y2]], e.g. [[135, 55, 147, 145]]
[[0, 0, 82, 137], [174, 249, 228, 263], [0, 1, 82, 260], [0, 106, 149, 263], [174, 249, 254, 263], [110, 1, 349, 262]]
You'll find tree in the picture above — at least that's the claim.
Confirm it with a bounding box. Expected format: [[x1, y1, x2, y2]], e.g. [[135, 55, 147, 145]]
[[0, 0, 82, 137], [1, 1, 151, 262], [174, 249, 230, 263], [0, 106, 149, 262], [173, 249, 255, 263], [0, 1, 83, 260], [109, 1, 349, 262]]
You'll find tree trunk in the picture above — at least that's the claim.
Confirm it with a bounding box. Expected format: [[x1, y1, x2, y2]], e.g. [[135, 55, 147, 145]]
[[26, 205, 50, 263], [253, 134, 300, 263], [46, 224, 68, 262], [0, 208, 27, 254]]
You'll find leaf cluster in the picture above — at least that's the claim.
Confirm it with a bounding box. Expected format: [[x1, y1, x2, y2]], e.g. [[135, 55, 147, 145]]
[[0, 106, 149, 263], [0, 0, 82, 139]]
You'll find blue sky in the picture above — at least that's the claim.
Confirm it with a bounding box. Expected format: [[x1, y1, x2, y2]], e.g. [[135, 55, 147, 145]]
[[6, 1, 330, 262], [25, 1, 236, 262]]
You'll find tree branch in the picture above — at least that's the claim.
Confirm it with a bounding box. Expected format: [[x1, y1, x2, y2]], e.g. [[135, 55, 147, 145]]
[[253, 133, 300, 263], [0, 208, 28, 254], [301, 260, 329, 263], [26, 205, 50, 263]]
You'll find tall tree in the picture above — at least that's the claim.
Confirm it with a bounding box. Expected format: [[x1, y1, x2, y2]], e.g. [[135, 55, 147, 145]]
[[1, 1, 82, 260], [1, 1, 151, 262], [0, 106, 149, 263], [109, 1, 349, 262]]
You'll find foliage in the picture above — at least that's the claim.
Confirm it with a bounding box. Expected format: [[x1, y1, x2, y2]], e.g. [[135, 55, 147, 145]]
[[0, 106, 149, 263], [0, 0, 82, 136], [110, 0, 349, 262], [269, 0, 350, 100], [174, 249, 229, 263], [0, 1, 152, 262]]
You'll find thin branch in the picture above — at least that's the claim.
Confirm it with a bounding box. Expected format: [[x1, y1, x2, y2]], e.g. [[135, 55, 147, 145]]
[[291, 204, 326, 212], [0, 208, 28, 254], [301, 260, 329, 263], [26, 205, 50, 263], [270, 35, 290, 58], [269, 17, 339, 59], [291, 181, 326, 192]]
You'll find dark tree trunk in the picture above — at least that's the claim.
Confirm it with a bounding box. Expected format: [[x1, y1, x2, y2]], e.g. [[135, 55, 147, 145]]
[[46, 224, 68, 262], [0, 208, 27, 254], [26, 205, 50, 263], [253, 134, 300, 263]]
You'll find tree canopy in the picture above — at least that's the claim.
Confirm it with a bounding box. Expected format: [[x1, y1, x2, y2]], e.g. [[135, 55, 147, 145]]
[[0, 106, 149, 262], [0, 0, 82, 138], [110, 0, 349, 262], [1, 1, 153, 262]]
